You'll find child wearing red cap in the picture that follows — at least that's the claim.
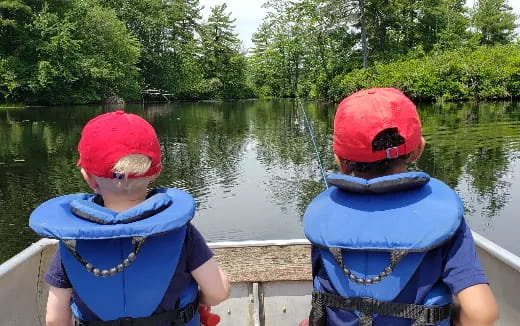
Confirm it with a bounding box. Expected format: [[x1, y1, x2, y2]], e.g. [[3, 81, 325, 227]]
[[303, 88, 498, 326], [31, 111, 229, 326]]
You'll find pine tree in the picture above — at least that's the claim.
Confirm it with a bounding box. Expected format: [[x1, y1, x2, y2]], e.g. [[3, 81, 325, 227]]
[[199, 4, 247, 98], [472, 0, 518, 45]]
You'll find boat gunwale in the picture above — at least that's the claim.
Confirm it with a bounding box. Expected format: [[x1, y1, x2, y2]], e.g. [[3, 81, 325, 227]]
[[2, 232, 520, 274], [208, 233, 520, 274], [472, 232, 520, 273], [208, 238, 310, 248], [0, 238, 57, 277]]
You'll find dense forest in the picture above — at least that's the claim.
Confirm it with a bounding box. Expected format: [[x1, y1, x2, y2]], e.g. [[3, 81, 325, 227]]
[[0, 0, 518, 104]]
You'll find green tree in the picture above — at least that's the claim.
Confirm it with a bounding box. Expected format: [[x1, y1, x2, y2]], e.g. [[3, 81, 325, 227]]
[[1, 0, 141, 104], [472, 0, 518, 45], [164, 0, 205, 98], [249, 0, 362, 98], [247, 0, 494, 100], [249, 20, 287, 97], [25, 0, 141, 104], [0, 0, 31, 57], [0, 0, 33, 102], [251, 0, 317, 97], [199, 4, 248, 98], [362, 0, 470, 60], [98, 0, 205, 99], [437, 0, 472, 49]]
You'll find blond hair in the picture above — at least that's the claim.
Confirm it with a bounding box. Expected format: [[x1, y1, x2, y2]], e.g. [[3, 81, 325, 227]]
[[112, 154, 152, 176], [95, 154, 156, 195]]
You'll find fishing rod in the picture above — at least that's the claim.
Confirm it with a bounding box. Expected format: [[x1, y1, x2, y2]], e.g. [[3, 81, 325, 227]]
[[296, 97, 329, 189]]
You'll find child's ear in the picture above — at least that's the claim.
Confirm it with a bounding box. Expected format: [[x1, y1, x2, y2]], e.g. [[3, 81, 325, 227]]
[[334, 154, 351, 174], [80, 168, 99, 192], [406, 137, 426, 163]]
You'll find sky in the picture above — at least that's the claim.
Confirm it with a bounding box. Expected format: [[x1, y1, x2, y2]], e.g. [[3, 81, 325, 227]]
[[199, 0, 520, 50]]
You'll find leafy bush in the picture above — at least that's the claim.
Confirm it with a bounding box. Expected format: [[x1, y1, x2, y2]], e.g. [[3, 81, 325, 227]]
[[332, 44, 520, 101]]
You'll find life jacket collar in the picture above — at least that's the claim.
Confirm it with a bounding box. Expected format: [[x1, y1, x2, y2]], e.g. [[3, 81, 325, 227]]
[[326, 171, 430, 194], [29, 188, 196, 240], [70, 192, 172, 225]]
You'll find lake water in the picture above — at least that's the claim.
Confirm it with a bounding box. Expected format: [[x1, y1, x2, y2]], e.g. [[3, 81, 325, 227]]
[[1, 100, 519, 263]]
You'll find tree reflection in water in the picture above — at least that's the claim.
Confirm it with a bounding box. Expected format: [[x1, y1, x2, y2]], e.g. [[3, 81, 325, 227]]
[[0, 100, 519, 262]]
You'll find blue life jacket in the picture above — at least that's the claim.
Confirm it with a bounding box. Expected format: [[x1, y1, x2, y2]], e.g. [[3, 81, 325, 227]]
[[304, 172, 462, 326], [30, 188, 200, 326]]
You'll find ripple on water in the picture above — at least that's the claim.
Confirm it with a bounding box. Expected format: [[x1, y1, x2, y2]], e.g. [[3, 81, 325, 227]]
[[199, 228, 247, 242]]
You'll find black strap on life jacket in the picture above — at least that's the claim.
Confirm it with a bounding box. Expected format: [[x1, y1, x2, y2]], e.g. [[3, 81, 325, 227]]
[[73, 299, 198, 326], [309, 291, 451, 326]]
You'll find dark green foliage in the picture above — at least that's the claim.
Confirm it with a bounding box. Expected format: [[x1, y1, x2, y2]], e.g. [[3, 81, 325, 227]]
[[1, 0, 519, 104], [0, 0, 141, 104], [0, 1, 32, 57], [248, 0, 519, 102], [30, 2, 141, 104], [472, 0, 517, 45], [0, 0, 250, 104], [198, 4, 251, 99], [331, 44, 520, 101], [99, 0, 207, 100]]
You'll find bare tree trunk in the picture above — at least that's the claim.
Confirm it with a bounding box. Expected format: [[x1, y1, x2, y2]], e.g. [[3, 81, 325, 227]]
[[359, 0, 368, 68]]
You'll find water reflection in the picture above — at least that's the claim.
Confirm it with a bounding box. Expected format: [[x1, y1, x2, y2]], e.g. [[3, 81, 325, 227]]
[[417, 101, 520, 254], [0, 100, 519, 262]]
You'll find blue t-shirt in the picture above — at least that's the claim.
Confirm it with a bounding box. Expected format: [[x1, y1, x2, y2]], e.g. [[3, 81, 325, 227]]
[[45, 223, 213, 321], [311, 218, 488, 326]]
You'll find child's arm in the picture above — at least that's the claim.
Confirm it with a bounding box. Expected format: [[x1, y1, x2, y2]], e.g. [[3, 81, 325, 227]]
[[441, 219, 498, 326], [191, 257, 230, 306], [441, 219, 498, 325], [455, 284, 498, 326], [46, 286, 73, 326]]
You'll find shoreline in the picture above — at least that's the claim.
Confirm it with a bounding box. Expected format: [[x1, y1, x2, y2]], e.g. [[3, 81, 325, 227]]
[[2, 96, 519, 108]]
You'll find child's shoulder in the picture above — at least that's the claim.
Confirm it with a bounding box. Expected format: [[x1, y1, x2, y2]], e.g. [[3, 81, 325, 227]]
[[179, 222, 207, 248], [182, 223, 214, 272]]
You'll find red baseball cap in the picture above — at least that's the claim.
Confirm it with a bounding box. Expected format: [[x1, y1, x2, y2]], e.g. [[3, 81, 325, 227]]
[[77, 111, 162, 178], [333, 88, 422, 162]]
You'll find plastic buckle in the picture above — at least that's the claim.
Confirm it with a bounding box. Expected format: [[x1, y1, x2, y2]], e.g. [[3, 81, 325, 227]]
[[426, 308, 436, 323], [426, 306, 445, 324], [180, 303, 196, 323], [385, 147, 399, 159], [74, 319, 87, 326]]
